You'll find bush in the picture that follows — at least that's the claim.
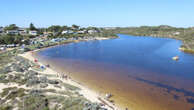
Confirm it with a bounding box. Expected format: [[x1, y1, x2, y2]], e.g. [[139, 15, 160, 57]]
[[6, 88, 26, 100], [61, 97, 85, 110], [19, 95, 49, 110], [0, 106, 12, 110], [62, 83, 80, 91], [1, 87, 26, 100], [1, 87, 17, 97]]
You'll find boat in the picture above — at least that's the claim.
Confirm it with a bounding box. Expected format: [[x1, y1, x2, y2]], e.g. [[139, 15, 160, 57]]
[[172, 56, 179, 61]]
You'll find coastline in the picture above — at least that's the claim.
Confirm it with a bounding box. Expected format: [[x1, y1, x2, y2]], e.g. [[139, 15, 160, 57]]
[[27, 37, 116, 53], [19, 41, 120, 110]]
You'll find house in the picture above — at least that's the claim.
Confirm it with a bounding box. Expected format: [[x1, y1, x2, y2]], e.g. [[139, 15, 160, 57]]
[[0, 27, 4, 33], [51, 38, 66, 42], [62, 30, 74, 34], [173, 32, 180, 35], [0, 47, 6, 51], [6, 30, 19, 35], [77, 30, 87, 34], [51, 38, 60, 42], [6, 44, 16, 48], [29, 30, 38, 36], [18, 28, 27, 35], [87, 30, 98, 34], [104, 27, 117, 30]]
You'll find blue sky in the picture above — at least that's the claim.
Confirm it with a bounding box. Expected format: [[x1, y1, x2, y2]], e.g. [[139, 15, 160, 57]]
[[0, 0, 194, 27]]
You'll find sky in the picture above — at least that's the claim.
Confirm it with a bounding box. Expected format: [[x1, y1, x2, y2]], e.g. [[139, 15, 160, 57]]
[[0, 0, 194, 28]]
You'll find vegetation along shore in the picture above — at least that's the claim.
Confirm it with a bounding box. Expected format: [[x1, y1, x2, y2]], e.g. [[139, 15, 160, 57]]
[[105, 25, 194, 53]]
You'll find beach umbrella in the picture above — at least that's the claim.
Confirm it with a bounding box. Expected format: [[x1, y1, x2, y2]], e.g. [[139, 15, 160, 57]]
[[40, 65, 45, 70], [34, 59, 38, 62]]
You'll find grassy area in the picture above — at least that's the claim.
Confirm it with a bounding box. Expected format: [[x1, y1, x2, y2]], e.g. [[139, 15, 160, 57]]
[[47, 95, 88, 110], [0, 50, 16, 68], [18, 94, 49, 110]]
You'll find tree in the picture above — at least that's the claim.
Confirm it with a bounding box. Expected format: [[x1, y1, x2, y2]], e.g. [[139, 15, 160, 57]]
[[29, 23, 37, 31], [61, 25, 69, 31], [87, 26, 98, 30], [3, 35, 15, 44], [48, 25, 61, 32], [38, 28, 46, 34], [14, 35, 23, 44], [72, 24, 79, 30], [4, 24, 18, 30]]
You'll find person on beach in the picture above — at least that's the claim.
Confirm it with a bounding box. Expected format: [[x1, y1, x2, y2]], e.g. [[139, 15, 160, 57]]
[[60, 73, 67, 80], [56, 72, 70, 80], [56, 73, 59, 77], [64, 74, 68, 80]]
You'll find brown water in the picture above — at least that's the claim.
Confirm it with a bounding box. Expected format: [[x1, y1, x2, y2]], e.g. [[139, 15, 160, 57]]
[[36, 34, 194, 110]]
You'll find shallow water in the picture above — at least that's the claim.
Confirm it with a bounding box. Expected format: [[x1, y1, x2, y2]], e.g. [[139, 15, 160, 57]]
[[36, 34, 194, 110]]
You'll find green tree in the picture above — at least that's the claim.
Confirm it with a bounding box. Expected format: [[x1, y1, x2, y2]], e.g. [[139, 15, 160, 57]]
[[48, 25, 61, 32], [3, 35, 15, 44], [14, 35, 23, 44], [87, 26, 98, 31], [0, 35, 24, 44], [72, 24, 79, 30], [4, 24, 18, 30], [61, 25, 69, 31], [29, 23, 37, 31]]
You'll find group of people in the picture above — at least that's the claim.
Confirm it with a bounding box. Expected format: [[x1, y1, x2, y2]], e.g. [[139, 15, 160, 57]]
[[56, 72, 71, 80], [44, 62, 71, 80]]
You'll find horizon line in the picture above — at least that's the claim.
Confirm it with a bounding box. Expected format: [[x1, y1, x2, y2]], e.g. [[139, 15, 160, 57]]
[[1, 24, 194, 29]]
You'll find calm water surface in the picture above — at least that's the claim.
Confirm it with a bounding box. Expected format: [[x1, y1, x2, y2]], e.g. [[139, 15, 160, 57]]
[[36, 34, 194, 110]]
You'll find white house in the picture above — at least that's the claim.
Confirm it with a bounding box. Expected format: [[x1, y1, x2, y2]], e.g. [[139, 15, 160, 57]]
[[51, 38, 66, 42], [104, 27, 117, 30], [6, 30, 19, 35], [18, 28, 27, 35], [7, 44, 16, 48], [88, 30, 98, 34], [173, 32, 180, 35], [62, 30, 74, 34], [29, 30, 38, 36], [77, 30, 87, 34], [0, 47, 6, 51]]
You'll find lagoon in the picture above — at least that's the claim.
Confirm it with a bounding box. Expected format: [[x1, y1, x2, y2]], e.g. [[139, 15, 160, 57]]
[[36, 34, 194, 110]]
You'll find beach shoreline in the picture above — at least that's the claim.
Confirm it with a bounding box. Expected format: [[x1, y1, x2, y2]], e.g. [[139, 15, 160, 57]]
[[19, 48, 120, 110], [28, 37, 116, 54]]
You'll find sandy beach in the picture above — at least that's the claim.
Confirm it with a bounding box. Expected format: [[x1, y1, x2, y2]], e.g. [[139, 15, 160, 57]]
[[19, 50, 120, 110]]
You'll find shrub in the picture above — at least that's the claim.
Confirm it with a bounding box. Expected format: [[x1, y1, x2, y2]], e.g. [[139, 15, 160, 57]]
[[6, 88, 26, 100], [0, 106, 12, 110], [19, 95, 49, 110]]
